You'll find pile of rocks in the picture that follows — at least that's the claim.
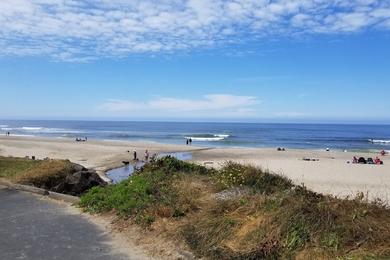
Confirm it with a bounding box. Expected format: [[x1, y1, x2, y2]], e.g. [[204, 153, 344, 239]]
[[41, 164, 106, 196]]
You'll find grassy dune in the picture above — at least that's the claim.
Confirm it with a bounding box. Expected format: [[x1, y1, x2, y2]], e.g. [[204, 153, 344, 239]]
[[79, 157, 390, 259], [0, 156, 73, 184], [0, 156, 41, 178]]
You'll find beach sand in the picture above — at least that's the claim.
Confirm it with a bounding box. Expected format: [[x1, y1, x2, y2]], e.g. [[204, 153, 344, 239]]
[[1, 135, 389, 202]]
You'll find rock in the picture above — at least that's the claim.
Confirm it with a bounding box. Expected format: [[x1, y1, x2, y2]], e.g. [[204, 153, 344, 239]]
[[24, 162, 106, 196], [212, 187, 250, 201], [72, 163, 87, 172], [63, 170, 105, 196], [52, 182, 65, 193]]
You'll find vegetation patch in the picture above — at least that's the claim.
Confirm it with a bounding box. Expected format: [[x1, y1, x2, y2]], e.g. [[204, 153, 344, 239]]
[[214, 161, 293, 194], [80, 157, 390, 259], [0, 156, 105, 196], [0, 156, 42, 179], [0, 156, 71, 181], [80, 156, 208, 225]]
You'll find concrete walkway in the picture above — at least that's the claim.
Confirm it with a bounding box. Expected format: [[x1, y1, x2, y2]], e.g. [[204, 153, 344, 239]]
[[0, 186, 141, 260]]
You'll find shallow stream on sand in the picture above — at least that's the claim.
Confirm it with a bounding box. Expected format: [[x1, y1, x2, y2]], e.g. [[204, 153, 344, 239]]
[[106, 152, 192, 184]]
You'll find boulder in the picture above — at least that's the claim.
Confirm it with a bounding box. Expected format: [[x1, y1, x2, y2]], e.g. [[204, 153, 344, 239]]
[[71, 163, 87, 172], [19, 161, 106, 196], [63, 170, 106, 196]]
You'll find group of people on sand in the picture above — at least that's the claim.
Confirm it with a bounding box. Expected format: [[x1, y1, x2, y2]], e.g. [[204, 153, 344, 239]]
[[186, 138, 193, 146], [5, 131, 10, 136], [352, 153, 385, 165], [132, 149, 150, 162], [75, 137, 88, 142]]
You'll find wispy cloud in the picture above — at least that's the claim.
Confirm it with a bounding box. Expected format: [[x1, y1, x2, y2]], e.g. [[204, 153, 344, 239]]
[[99, 94, 259, 118], [0, 0, 389, 61]]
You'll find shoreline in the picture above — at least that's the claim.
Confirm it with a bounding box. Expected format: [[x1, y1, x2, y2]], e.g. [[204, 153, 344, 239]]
[[1, 135, 389, 202], [2, 133, 388, 153]]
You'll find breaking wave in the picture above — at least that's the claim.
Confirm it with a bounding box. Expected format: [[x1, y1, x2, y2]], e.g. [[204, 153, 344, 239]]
[[2, 126, 82, 134], [185, 134, 230, 142], [22, 127, 44, 131], [369, 139, 390, 144]]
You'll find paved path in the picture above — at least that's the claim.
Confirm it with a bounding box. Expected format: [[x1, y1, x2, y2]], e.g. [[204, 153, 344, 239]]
[[0, 186, 137, 260]]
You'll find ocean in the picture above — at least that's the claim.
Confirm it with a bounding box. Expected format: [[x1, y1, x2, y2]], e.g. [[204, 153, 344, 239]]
[[0, 120, 389, 151]]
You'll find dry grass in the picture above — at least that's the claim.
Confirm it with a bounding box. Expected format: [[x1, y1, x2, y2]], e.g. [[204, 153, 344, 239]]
[[14, 159, 74, 186], [0, 156, 41, 178], [181, 187, 390, 259], [79, 157, 390, 259], [0, 156, 72, 184]]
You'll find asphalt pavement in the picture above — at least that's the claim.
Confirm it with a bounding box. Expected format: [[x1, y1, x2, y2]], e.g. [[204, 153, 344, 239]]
[[0, 186, 133, 260]]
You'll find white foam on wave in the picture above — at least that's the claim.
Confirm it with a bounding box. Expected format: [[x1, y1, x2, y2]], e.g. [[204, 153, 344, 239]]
[[185, 134, 230, 142], [21, 126, 82, 134], [188, 137, 225, 141], [0, 125, 8, 128], [215, 134, 230, 138], [22, 127, 44, 131], [369, 139, 390, 144]]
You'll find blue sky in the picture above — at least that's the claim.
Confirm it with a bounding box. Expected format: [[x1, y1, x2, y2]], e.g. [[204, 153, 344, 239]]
[[0, 0, 390, 123]]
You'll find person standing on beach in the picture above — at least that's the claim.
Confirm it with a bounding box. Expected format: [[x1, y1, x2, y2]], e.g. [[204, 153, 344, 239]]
[[133, 150, 137, 161], [189, 138, 192, 145], [144, 150, 149, 162], [186, 139, 189, 145]]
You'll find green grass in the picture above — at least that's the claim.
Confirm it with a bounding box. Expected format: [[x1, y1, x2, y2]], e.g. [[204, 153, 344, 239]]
[[0, 156, 41, 178], [80, 156, 207, 225], [79, 156, 390, 259]]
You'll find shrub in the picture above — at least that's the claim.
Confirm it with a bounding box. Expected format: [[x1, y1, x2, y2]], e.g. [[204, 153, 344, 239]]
[[144, 155, 210, 175], [80, 159, 207, 225], [214, 161, 293, 194]]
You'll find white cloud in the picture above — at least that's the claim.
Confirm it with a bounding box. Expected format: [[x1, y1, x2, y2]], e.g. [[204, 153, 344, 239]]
[[99, 94, 260, 117], [0, 0, 389, 61]]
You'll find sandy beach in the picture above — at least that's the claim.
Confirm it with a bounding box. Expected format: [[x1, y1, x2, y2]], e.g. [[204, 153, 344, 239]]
[[1, 135, 389, 202]]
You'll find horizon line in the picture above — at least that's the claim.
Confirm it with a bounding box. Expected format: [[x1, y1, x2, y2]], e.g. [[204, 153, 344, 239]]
[[1, 118, 390, 126]]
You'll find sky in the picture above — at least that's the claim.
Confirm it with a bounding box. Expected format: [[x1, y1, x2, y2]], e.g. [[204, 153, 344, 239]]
[[0, 0, 389, 123]]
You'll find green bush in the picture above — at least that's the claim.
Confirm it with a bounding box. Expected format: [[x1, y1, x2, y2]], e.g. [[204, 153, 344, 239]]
[[80, 157, 206, 225], [79, 174, 153, 216], [144, 155, 210, 175], [214, 161, 293, 194]]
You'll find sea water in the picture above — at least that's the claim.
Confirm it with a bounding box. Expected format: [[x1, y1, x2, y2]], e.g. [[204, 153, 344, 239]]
[[1, 120, 389, 151]]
